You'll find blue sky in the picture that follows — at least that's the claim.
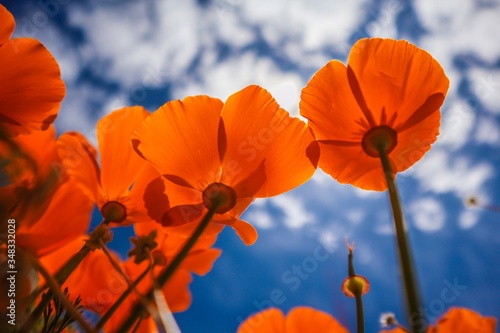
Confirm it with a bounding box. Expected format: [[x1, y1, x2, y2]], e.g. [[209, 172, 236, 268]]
[[4, 0, 500, 332]]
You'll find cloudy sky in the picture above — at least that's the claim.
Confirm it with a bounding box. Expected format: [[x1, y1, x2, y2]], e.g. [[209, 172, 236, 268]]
[[4, 0, 500, 332]]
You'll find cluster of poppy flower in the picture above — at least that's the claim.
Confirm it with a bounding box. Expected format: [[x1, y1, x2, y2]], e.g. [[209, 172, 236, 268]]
[[0, 4, 496, 333]]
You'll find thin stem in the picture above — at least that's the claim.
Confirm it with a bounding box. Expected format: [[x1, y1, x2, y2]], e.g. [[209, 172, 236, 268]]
[[117, 205, 219, 332], [21, 221, 110, 332], [100, 239, 130, 283], [21, 244, 92, 332], [94, 264, 151, 330], [377, 147, 425, 333], [355, 294, 364, 333], [29, 254, 95, 333]]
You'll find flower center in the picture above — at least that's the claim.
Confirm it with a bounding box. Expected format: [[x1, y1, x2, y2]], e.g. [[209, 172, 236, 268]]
[[361, 125, 398, 157], [101, 201, 127, 223], [202, 182, 237, 214]]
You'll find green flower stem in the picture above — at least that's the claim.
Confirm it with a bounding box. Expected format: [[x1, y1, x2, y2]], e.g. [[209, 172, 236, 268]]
[[94, 264, 151, 331], [347, 246, 364, 333], [21, 221, 110, 332], [378, 147, 426, 333], [28, 253, 96, 333], [355, 294, 364, 333], [117, 204, 219, 332]]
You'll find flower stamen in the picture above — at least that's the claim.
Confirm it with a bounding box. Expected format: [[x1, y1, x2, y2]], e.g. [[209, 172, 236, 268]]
[[361, 125, 397, 158], [202, 182, 236, 214]]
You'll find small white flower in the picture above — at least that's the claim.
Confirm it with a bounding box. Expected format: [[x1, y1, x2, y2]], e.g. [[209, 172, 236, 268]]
[[380, 312, 398, 328]]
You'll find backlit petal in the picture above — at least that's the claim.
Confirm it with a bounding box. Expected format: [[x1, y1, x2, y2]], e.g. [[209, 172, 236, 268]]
[[132, 96, 222, 191], [227, 218, 258, 246], [300, 60, 369, 141], [221, 85, 317, 197], [2, 125, 58, 187], [57, 132, 101, 203], [182, 247, 221, 276], [162, 269, 192, 312], [347, 38, 449, 128], [318, 141, 393, 191], [98, 106, 150, 200], [390, 110, 440, 173], [17, 179, 92, 257], [237, 308, 285, 333], [0, 5, 14, 45], [286, 307, 349, 333], [430, 307, 497, 333], [0, 38, 65, 135]]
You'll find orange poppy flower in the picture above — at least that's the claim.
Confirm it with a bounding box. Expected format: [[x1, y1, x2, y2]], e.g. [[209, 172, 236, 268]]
[[1, 126, 92, 257], [237, 306, 348, 333], [41, 221, 221, 332], [379, 307, 496, 333], [57, 106, 155, 225], [132, 85, 319, 245], [300, 38, 449, 191], [0, 5, 65, 136], [427, 307, 496, 333]]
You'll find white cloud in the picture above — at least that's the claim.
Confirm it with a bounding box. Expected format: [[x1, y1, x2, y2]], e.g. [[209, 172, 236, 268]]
[[244, 209, 275, 229], [409, 197, 446, 232], [241, 0, 369, 53], [270, 194, 315, 229], [475, 116, 500, 146], [346, 210, 364, 225], [458, 209, 480, 229], [467, 67, 500, 115], [412, 149, 494, 197], [416, 0, 500, 64], [175, 53, 306, 116], [439, 98, 475, 150]]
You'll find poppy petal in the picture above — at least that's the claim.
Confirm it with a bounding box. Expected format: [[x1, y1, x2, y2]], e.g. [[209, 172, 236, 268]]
[[237, 308, 285, 333], [182, 247, 221, 276], [120, 165, 162, 224], [227, 218, 258, 246], [57, 132, 101, 203], [17, 179, 92, 257], [97, 106, 150, 200], [0, 5, 14, 45], [2, 125, 58, 187], [430, 307, 497, 333], [300, 60, 369, 142], [318, 140, 393, 191], [161, 269, 192, 312], [379, 329, 406, 333], [132, 96, 223, 191], [286, 307, 348, 333], [161, 207, 224, 240], [390, 110, 440, 173], [221, 85, 317, 197], [0, 38, 65, 135], [347, 38, 449, 128]]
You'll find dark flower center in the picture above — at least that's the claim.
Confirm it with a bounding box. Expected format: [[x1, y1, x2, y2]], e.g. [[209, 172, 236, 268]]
[[101, 200, 127, 223], [202, 182, 237, 214], [361, 125, 398, 157]]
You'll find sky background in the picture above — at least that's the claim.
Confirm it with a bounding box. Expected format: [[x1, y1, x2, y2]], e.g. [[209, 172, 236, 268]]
[[3, 0, 500, 332]]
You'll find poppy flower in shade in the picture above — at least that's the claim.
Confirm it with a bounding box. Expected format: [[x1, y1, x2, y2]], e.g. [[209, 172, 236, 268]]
[[237, 307, 348, 333], [132, 85, 319, 245], [0, 5, 65, 136], [1, 126, 92, 257], [41, 221, 221, 332], [379, 307, 496, 333], [300, 38, 449, 191], [56, 106, 156, 225], [121, 220, 221, 312], [39, 236, 128, 314]]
